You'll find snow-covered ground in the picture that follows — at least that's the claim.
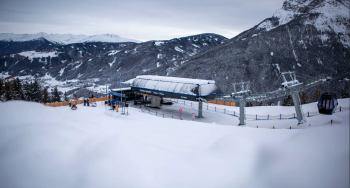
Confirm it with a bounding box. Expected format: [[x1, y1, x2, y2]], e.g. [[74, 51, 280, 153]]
[[0, 99, 349, 188]]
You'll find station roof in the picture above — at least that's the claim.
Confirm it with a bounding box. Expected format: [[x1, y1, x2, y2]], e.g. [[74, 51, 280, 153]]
[[131, 75, 223, 101], [110, 87, 131, 92]]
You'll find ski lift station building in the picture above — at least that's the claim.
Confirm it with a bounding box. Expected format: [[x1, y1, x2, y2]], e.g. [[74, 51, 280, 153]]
[[131, 75, 223, 118], [131, 75, 223, 101]]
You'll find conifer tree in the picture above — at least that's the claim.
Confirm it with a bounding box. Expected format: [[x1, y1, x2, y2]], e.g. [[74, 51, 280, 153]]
[[64, 91, 69, 102], [0, 78, 4, 101], [4, 81, 13, 101], [51, 86, 61, 102], [42, 88, 51, 103], [12, 78, 24, 100], [31, 80, 42, 102], [23, 81, 32, 101]]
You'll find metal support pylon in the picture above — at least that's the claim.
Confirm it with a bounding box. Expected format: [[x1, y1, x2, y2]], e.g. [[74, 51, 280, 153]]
[[231, 82, 250, 126], [198, 101, 203, 118], [291, 92, 306, 125], [239, 99, 246, 126]]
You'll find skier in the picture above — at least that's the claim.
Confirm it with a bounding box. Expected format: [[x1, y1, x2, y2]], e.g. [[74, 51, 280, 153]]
[[84, 99, 86, 106], [192, 113, 195, 121], [87, 98, 90, 106]]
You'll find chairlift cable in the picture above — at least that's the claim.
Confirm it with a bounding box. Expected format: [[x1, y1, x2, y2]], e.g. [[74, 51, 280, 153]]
[[250, 86, 259, 95], [296, 72, 314, 79], [272, 76, 281, 87]]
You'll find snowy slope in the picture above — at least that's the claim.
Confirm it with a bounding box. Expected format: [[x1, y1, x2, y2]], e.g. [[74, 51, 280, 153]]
[[0, 99, 349, 188], [0, 32, 141, 44]]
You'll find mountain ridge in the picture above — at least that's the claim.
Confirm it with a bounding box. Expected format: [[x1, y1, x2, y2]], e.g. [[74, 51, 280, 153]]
[[0, 33, 228, 90], [0, 32, 141, 44]]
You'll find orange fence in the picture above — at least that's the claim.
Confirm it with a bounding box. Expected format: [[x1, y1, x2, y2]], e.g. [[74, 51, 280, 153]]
[[42, 96, 236, 108], [44, 96, 109, 107], [208, 100, 236, 106], [141, 95, 236, 107]]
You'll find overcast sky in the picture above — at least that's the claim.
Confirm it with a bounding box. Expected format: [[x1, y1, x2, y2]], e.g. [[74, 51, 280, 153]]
[[0, 0, 285, 41]]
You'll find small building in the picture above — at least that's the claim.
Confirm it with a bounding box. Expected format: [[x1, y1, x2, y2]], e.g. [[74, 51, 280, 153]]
[[131, 75, 223, 117], [131, 75, 223, 101]]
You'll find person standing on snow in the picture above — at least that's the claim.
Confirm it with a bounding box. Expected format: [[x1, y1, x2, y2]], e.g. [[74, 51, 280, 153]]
[[87, 98, 90, 106], [84, 99, 86, 106]]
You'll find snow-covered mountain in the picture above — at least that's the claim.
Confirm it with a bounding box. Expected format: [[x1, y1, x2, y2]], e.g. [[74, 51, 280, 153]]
[[163, 0, 350, 99], [0, 32, 141, 44], [0, 33, 227, 96], [256, 0, 349, 47]]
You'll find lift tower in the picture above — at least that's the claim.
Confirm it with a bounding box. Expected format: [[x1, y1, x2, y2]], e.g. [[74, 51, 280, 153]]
[[216, 72, 330, 126]]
